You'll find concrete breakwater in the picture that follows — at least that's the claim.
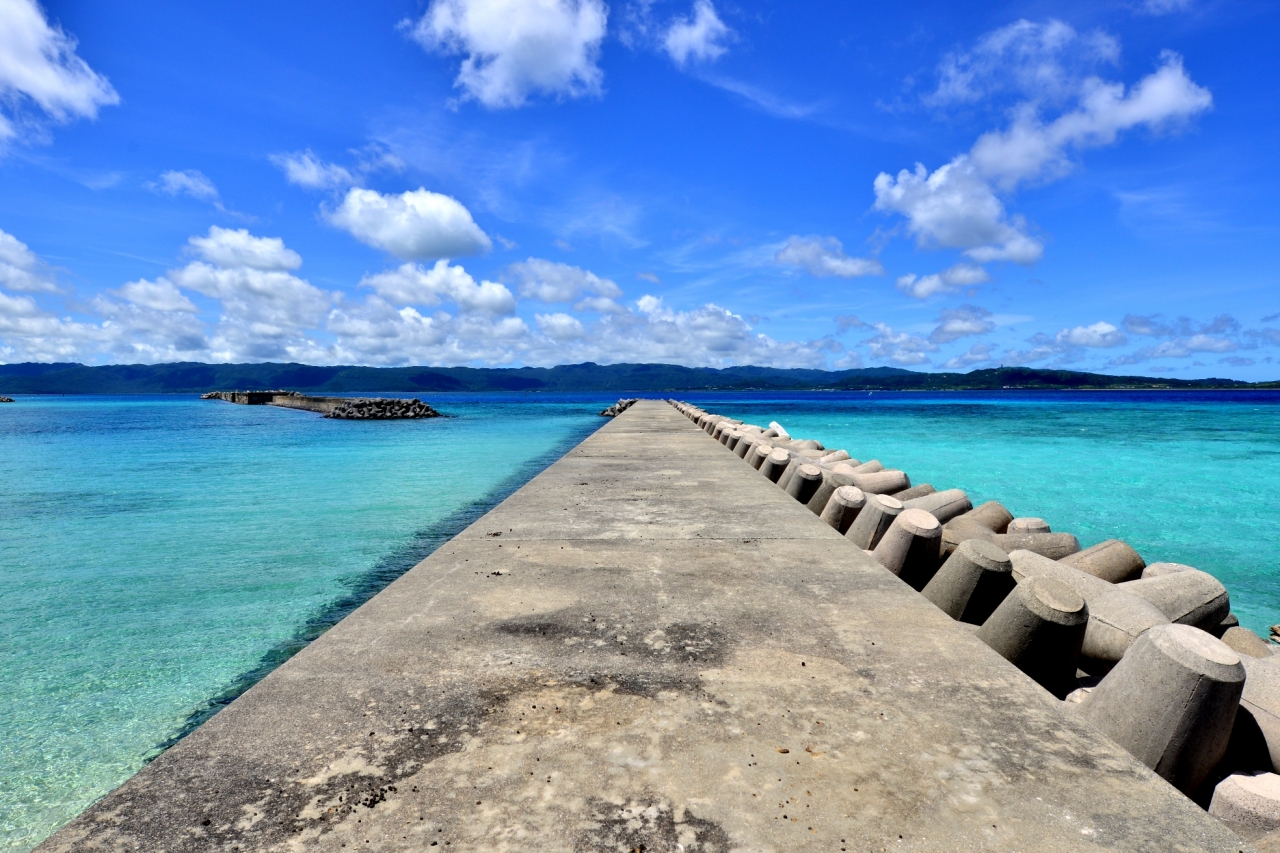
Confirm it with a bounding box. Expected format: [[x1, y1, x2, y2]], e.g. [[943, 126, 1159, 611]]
[[675, 398, 1280, 844], [38, 400, 1250, 852], [0, 395, 13, 402], [202, 390, 441, 420]]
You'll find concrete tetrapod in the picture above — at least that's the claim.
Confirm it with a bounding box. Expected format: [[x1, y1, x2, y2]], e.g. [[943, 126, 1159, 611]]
[[805, 469, 857, 516], [1119, 569, 1230, 633], [1008, 517, 1050, 534], [954, 500, 1014, 534], [784, 463, 825, 504], [749, 443, 772, 471], [1007, 550, 1167, 671], [1240, 655, 1280, 772], [818, 449, 851, 465], [922, 539, 1016, 624], [890, 484, 935, 502], [850, 460, 884, 475], [976, 576, 1088, 698], [904, 488, 973, 525], [1144, 561, 1196, 579], [759, 448, 792, 483], [819, 485, 866, 534], [1060, 539, 1147, 584], [1077, 623, 1245, 796], [872, 508, 943, 590], [1210, 773, 1280, 835], [851, 469, 910, 495], [1223, 626, 1276, 658], [734, 435, 758, 459], [990, 532, 1081, 561], [846, 493, 904, 550]]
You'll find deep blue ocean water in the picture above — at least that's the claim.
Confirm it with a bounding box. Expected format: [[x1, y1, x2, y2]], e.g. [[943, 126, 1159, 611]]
[[3, 389, 1280, 851]]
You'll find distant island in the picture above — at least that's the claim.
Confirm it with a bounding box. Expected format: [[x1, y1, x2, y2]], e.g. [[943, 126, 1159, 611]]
[[0, 361, 1274, 395]]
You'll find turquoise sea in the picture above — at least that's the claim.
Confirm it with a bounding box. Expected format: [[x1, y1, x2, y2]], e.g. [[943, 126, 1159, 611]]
[[3, 390, 1280, 851]]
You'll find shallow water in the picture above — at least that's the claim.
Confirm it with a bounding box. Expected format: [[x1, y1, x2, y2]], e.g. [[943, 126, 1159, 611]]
[[691, 390, 1280, 634], [0, 394, 602, 852], [5, 389, 1280, 851]]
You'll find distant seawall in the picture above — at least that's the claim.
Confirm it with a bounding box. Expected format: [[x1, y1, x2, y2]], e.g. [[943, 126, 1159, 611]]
[[202, 390, 440, 420]]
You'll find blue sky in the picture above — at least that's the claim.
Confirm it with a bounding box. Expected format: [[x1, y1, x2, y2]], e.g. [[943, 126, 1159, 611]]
[[1, 0, 1277, 377]]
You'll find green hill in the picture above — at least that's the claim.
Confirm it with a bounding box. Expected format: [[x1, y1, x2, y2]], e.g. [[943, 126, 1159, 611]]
[[0, 361, 1264, 394]]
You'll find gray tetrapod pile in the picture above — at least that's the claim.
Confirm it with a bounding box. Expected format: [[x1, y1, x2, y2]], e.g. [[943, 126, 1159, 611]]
[[324, 398, 441, 420], [669, 398, 1280, 843], [599, 398, 639, 417]]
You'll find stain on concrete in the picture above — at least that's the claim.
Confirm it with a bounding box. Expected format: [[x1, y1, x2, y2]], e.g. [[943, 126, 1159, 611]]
[[576, 798, 731, 853]]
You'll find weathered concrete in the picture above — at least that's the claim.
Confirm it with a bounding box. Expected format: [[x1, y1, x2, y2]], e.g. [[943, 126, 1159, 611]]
[[39, 402, 1245, 852]]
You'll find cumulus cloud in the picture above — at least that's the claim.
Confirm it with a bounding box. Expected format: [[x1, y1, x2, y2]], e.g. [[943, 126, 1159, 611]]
[[862, 322, 937, 366], [150, 170, 219, 201], [270, 150, 355, 190], [328, 187, 492, 259], [359, 260, 516, 316], [929, 19, 1119, 108], [188, 226, 302, 271], [535, 311, 586, 340], [930, 305, 995, 344], [1110, 335, 1237, 365], [113, 279, 198, 313], [663, 0, 732, 67], [874, 160, 1043, 264], [969, 52, 1212, 189], [896, 262, 991, 299], [0, 0, 119, 142], [878, 31, 1210, 270], [507, 257, 623, 303], [405, 0, 608, 109], [1123, 313, 1239, 337], [942, 343, 995, 370], [775, 236, 884, 278], [0, 227, 58, 292], [1055, 320, 1126, 347]]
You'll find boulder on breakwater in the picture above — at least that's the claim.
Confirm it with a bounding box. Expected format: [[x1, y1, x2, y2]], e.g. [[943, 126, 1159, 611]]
[[0, 395, 14, 403], [667, 396, 1280, 835], [599, 398, 639, 417]]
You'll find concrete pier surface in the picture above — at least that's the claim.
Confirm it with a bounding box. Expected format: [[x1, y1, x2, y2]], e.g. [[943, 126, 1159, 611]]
[[39, 401, 1245, 852]]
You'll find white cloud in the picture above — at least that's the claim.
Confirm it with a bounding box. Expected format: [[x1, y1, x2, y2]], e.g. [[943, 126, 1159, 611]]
[[188, 226, 302, 271], [929, 19, 1119, 107], [0, 0, 118, 142], [942, 343, 995, 370], [969, 52, 1212, 189], [880, 30, 1210, 271], [535, 311, 586, 340], [0, 227, 58, 292], [151, 170, 219, 201], [930, 305, 995, 344], [896, 262, 990, 299], [874, 160, 1043, 264], [1055, 320, 1126, 348], [508, 257, 623, 302], [775, 236, 884, 278], [862, 322, 937, 366], [270, 150, 354, 190], [663, 0, 731, 67], [328, 187, 492, 259], [1141, 0, 1193, 15], [359, 260, 516, 316], [1110, 334, 1237, 365], [405, 0, 608, 109], [113, 279, 197, 313]]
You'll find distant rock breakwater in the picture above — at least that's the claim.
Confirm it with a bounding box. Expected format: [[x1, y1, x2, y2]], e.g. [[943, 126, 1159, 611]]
[[202, 390, 442, 420]]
